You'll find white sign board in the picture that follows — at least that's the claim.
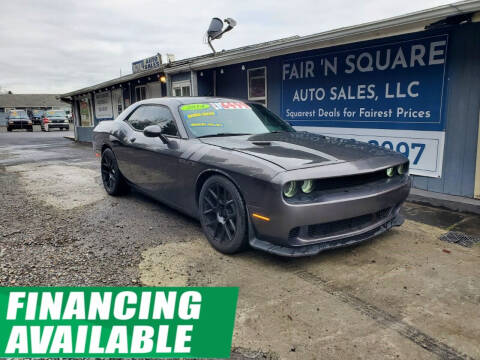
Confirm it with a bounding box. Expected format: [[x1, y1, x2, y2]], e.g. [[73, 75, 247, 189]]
[[296, 127, 445, 178], [94, 91, 113, 119]]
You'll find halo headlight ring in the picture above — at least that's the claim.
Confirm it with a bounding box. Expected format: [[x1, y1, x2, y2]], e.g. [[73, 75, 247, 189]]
[[301, 179, 314, 193], [283, 181, 298, 198], [397, 163, 408, 175]]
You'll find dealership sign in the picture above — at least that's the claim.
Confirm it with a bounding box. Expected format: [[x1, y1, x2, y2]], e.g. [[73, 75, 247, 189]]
[[281, 34, 448, 177], [132, 54, 162, 74]]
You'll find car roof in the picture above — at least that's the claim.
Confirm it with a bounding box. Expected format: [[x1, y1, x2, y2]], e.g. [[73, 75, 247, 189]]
[[137, 96, 247, 107]]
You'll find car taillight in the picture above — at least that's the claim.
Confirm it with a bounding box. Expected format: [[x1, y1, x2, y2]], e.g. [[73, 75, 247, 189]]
[[43, 117, 50, 123]]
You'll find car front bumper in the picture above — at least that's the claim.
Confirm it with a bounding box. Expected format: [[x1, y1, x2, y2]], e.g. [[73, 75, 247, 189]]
[[247, 175, 411, 257], [8, 122, 32, 129], [48, 123, 70, 129]]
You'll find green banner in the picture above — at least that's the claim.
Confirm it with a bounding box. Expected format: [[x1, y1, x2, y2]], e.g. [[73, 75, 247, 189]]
[[0, 287, 238, 358]]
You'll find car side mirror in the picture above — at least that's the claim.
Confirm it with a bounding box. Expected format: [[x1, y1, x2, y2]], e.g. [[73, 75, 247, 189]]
[[143, 124, 169, 144]]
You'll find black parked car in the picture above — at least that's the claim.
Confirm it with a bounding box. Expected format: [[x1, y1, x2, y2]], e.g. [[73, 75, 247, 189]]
[[92, 97, 410, 257], [41, 110, 70, 131], [31, 109, 45, 125], [6, 110, 33, 132]]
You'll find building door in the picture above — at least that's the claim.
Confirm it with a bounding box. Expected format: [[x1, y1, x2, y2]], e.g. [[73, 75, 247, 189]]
[[172, 81, 191, 96], [135, 86, 146, 102], [112, 89, 124, 119]]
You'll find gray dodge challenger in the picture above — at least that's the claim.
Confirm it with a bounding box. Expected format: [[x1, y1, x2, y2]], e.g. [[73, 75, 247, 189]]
[[92, 97, 411, 257]]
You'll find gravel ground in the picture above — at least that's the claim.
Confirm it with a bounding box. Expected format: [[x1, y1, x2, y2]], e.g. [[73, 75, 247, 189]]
[[0, 164, 203, 287]]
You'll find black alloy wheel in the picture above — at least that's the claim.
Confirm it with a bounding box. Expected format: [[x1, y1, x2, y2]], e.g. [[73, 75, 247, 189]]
[[101, 148, 126, 195], [199, 175, 248, 254]]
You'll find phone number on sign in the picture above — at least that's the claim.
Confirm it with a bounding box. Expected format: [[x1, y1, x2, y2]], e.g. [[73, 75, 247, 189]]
[[366, 139, 425, 165]]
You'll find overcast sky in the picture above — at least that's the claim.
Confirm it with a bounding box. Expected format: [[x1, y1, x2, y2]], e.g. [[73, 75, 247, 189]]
[[0, 0, 458, 94]]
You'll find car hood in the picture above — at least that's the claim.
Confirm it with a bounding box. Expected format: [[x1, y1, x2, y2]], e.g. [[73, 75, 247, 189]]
[[200, 131, 401, 171]]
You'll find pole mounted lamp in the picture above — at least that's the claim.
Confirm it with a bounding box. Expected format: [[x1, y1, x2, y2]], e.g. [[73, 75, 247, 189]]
[[206, 17, 237, 55]]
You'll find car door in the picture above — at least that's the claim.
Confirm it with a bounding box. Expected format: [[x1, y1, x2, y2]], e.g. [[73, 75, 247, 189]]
[[119, 104, 183, 204]]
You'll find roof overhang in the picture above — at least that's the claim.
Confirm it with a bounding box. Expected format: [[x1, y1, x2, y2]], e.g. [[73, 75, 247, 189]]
[[61, 66, 166, 98]]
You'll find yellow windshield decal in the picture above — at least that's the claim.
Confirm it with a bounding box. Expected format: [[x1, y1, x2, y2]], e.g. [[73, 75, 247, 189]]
[[190, 122, 223, 127], [181, 104, 211, 111], [187, 111, 215, 119]]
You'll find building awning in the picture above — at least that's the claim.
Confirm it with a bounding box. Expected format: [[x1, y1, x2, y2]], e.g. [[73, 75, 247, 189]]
[[61, 66, 167, 98]]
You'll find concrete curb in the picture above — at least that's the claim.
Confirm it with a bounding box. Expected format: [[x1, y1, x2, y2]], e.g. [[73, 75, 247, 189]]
[[408, 188, 480, 215]]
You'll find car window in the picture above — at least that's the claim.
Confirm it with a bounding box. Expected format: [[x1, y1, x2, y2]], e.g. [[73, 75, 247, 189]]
[[178, 101, 294, 138], [125, 105, 178, 136], [8, 110, 28, 119], [45, 110, 66, 118]]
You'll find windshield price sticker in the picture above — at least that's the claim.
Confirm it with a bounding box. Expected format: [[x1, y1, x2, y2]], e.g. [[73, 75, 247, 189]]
[[210, 102, 250, 110], [0, 287, 238, 358]]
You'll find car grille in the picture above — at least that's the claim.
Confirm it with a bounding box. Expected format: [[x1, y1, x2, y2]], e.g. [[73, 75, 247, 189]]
[[307, 207, 392, 239], [288, 227, 300, 240], [286, 170, 408, 205]]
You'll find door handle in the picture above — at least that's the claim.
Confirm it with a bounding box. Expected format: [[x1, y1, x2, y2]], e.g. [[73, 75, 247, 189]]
[[129, 137, 136, 143]]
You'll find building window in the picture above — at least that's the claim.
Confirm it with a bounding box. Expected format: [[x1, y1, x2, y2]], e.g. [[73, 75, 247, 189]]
[[135, 85, 146, 102], [247, 67, 267, 105], [79, 98, 92, 127], [172, 81, 191, 97]]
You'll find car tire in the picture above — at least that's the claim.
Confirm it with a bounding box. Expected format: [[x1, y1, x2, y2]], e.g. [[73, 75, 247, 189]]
[[27, 127, 33, 132], [199, 175, 248, 254], [7, 127, 12, 132], [101, 148, 127, 196]]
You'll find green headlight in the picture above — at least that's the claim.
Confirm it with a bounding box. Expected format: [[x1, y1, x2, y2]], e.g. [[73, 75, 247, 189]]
[[386, 167, 394, 177], [397, 163, 407, 175], [301, 179, 314, 193], [283, 181, 298, 198]]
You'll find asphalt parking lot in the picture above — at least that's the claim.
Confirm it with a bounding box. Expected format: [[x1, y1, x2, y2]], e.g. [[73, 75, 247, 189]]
[[0, 129, 479, 360]]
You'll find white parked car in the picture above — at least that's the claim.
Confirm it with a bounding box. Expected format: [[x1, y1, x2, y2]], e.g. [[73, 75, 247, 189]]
[[41, 110, 70, 132]]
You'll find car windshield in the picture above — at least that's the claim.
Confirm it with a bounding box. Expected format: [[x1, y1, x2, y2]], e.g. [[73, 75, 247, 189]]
[[32, 110, 44, 116], [8, 110, 28, 119], [178, 101, 294, 138], [45, 110, 66, 118]]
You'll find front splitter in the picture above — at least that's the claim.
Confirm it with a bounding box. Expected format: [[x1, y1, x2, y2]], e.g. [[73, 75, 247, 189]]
[[249, 214, 404, 257]]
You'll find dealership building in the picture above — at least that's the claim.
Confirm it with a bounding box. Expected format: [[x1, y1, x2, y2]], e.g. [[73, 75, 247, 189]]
[[61, 0, 480, 199]]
